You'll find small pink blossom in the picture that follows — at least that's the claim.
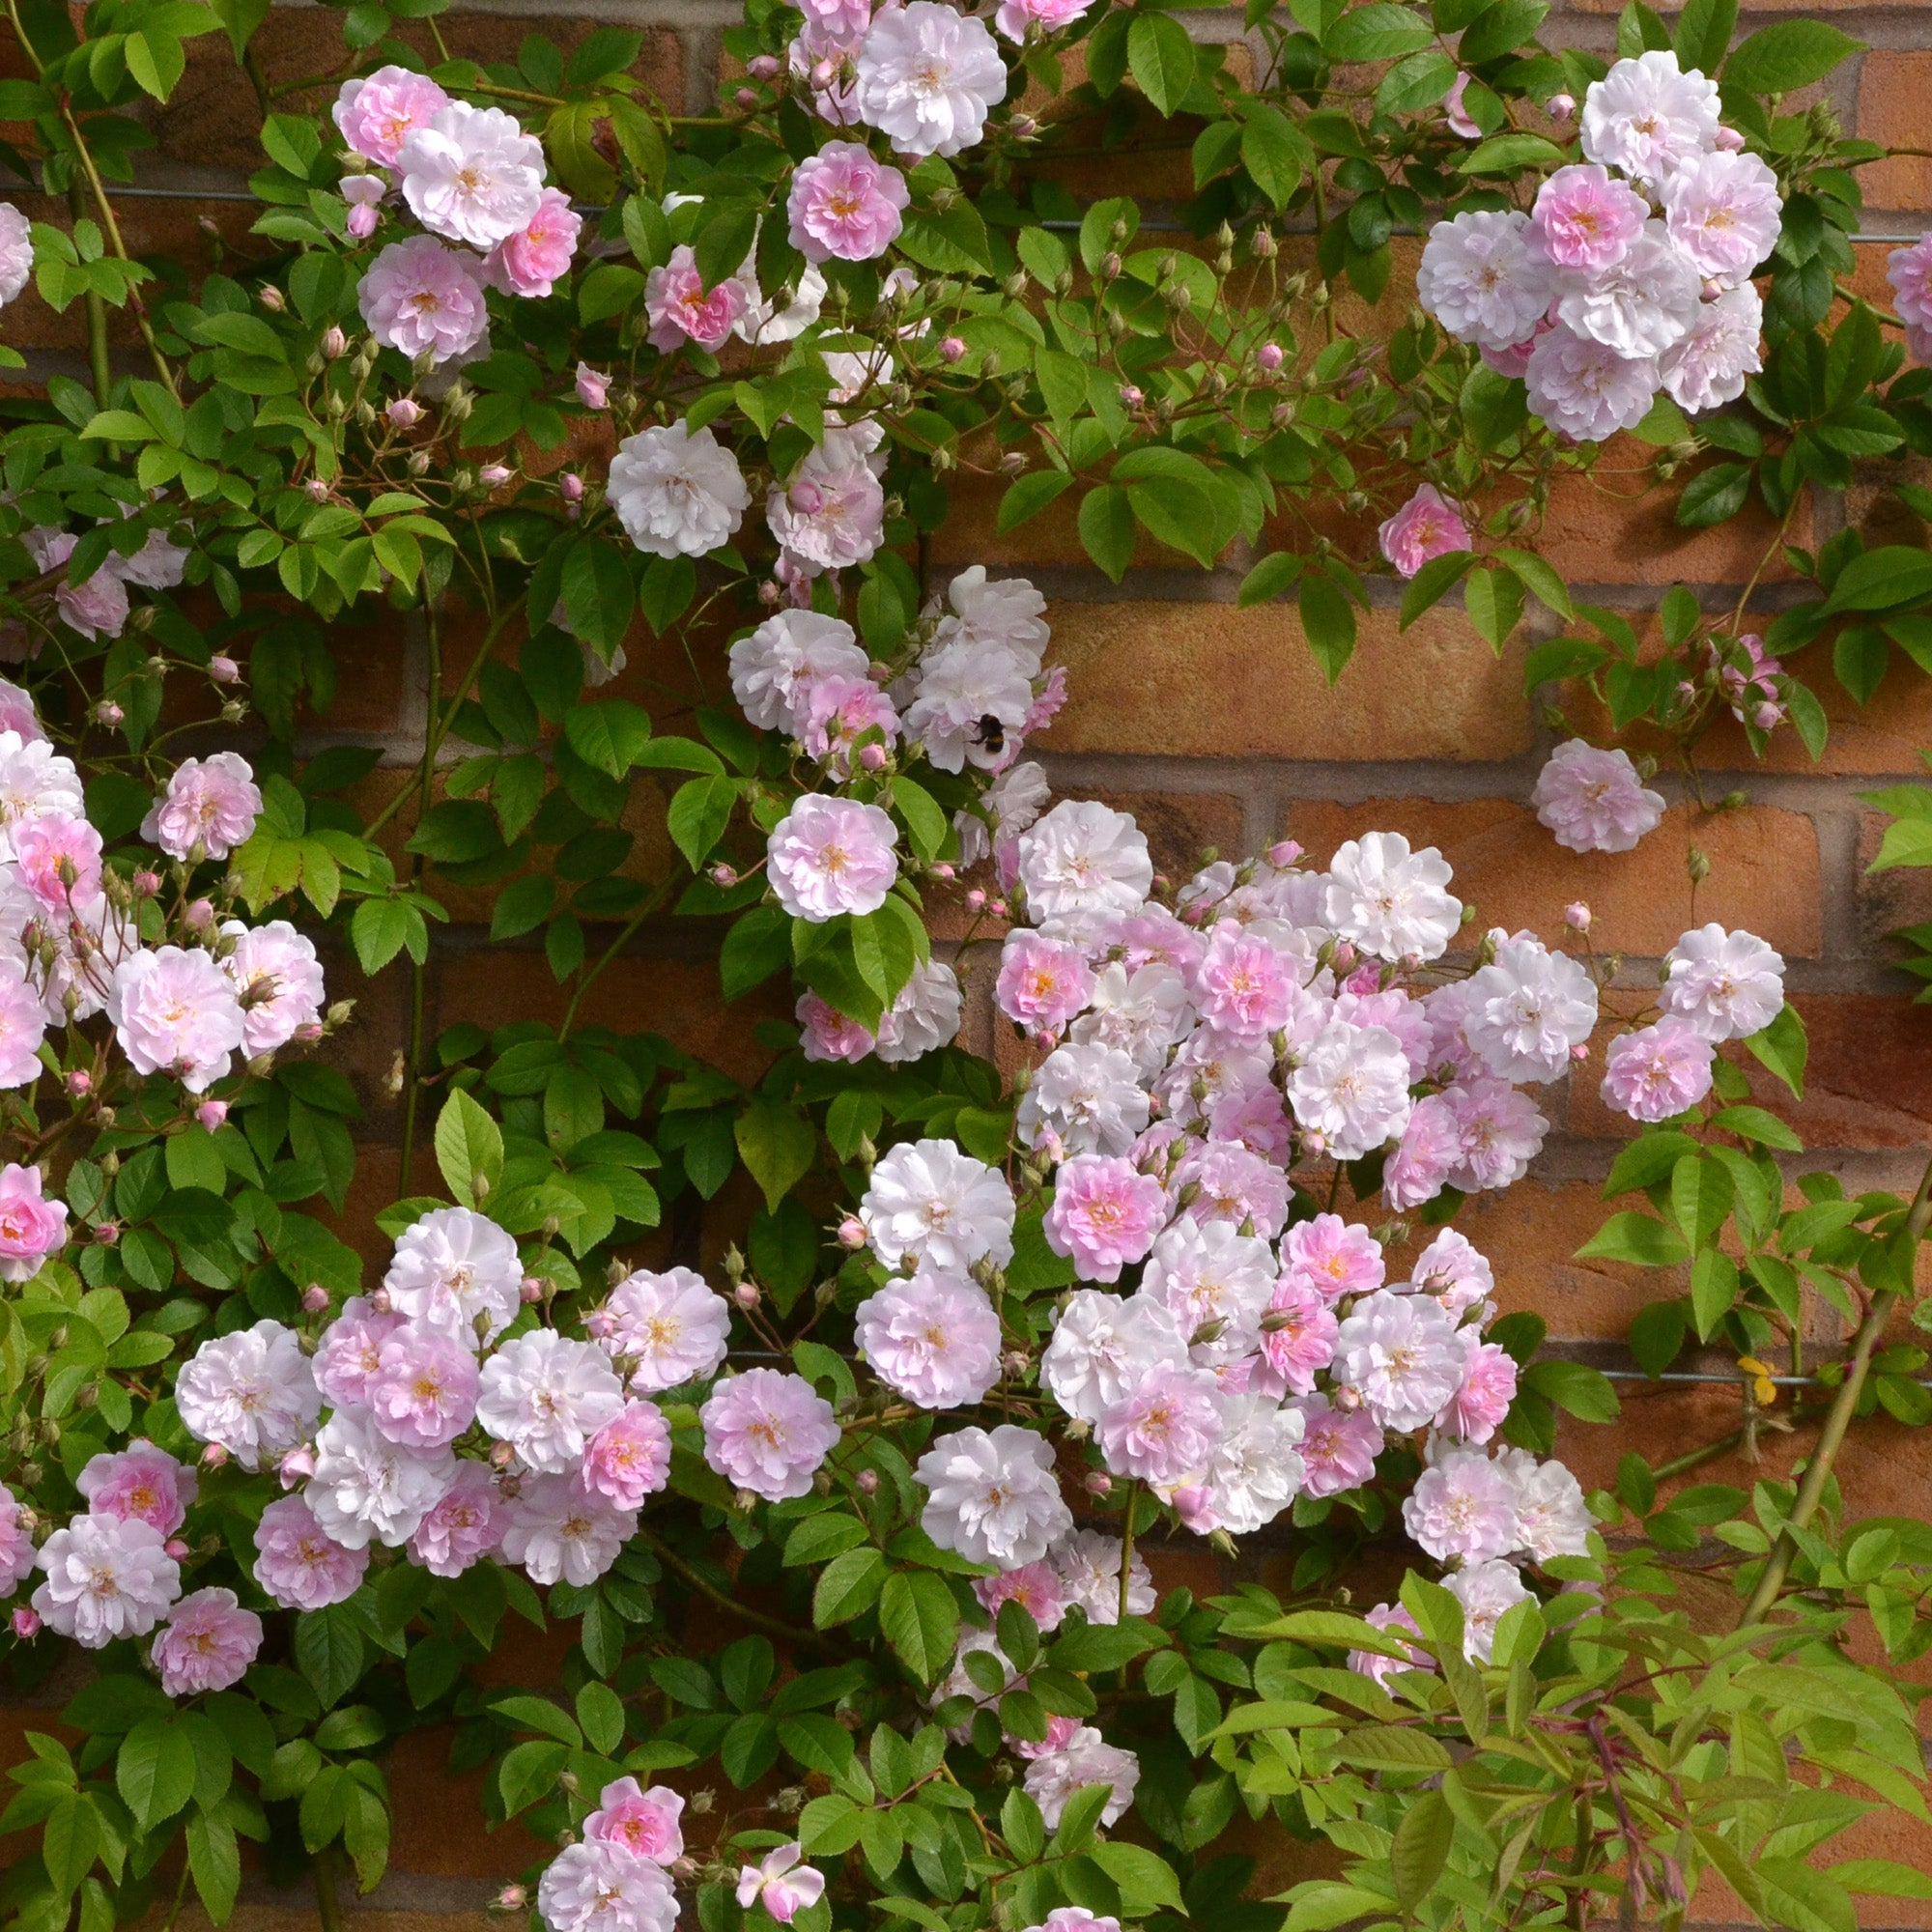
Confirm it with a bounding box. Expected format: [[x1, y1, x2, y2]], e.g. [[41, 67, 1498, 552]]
[[14, 814, 102, 912], [1382, 1093, 1462, 1212], [700, 1368, 840, 1502], [253, 1494, 369, 1610], [1528, 163, 1648, 270], [1253, 1280, 1339, 1398], [366, 1322, 480, 1449], [1193, 923, 1297, 1037], [974, 1560, 1066, 1633], [142, 753, 261, 862], [1293, 1395, 1384, 1497], [1436, 1336, 1518, 1443], [333, 65, 450, 166], [107, 947, 246, 1094], [994, 0, 1094, 40], [357, 235, 490, 366], [0, 1164, 67, 1283], [1531, 738, 1666, 854], [786, 141, 910, 262], [1281, 1214, 1385, 1305], [1443, 72, 1482, 138], [582, 1401, 673, 1509], [1889, 236, 1932, 335], [482, 187, 581, 298], [1600, 1016, 1714, 1122], [644, 244, 748, 351], [75, 1441, 195, 1535], [407, 1462, 501, 1577], [0, 1483, 35, 1596], [797, 989, 876, 1062], [1404, 1448, 1519, 1563], [802, 672, 899, 774], [1095, 1363, 1223, 1484], [341, 172, 384, 240], [1043, 1153, 1167, 1283], [1378, 483, 1470, 580], [738, 1844, 825, 1924], [1349, 1603, 1432, 1688], [1445, 1079, 1548, 1192], [576, 362, 611, 409], [996, 929, 1094, 1033], [153, 1586, 262, 1697], [767, 794, 899, 921], [855, 1271, 1002, 1409], [314, 1295, 406, 1409], [586, 1778, 685, 1863]]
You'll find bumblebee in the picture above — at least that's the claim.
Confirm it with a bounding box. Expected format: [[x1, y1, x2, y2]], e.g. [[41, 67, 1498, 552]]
[[970, 714, 1007, 757]]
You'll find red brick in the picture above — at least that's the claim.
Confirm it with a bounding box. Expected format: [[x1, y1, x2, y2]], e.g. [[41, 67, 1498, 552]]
[[1043, 605, 1535, 762], [1283, 798, 1823, 958], [1859, 54, 1932, 212]]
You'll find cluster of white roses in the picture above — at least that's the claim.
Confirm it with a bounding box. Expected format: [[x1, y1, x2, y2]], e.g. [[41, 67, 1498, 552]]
[[1419, 50, 1781, 440]]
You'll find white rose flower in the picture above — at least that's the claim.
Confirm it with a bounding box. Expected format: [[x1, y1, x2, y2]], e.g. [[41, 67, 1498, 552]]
[[1286, 1020, 1414, 1161], [175, 1321, 321, 1471], [1321, 832, 1462, 962], [608, 421, 751, 559], [307, 1407, 457, 1549], [1580, 50, 1720, 187], [1463, 937, 1599, 1084], [1039, 1289, 1188, 1426], [1203, 1394, 1306, 1535], [916, 1424, 1072, 1567], [476, 1331, 626, 1474], [1016, 1040, 1151, 1156], [1660, 923, 1785, 1041], [384, 1206, 525, 1350], [1555, 221, 1701, 360], [1416, 210, 1554, 351], [398, 101, 546, 248], [1017, 801, 1152, 921], [857, 1, 1009, 157]]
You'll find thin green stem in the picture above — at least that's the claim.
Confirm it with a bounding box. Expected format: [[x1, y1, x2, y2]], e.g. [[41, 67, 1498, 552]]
[[395, 605, 441, 1192], [558, 882, 674, 1042], [1739, 1151, 1932, 1626], [314, 1846, 346, 1932], [71, 180, 110, 407], [158, 1856, 193, 1932], [1118, 1481, 1141, 1624], [634, 1525, 849, 1655], [1648, 1402, 1830, 1486]]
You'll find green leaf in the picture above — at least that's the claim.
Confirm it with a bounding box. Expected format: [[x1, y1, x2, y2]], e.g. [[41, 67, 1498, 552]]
[[1298, 570, 1356, 683], [1745, 1003, 1806, 1098], [117, 1719, 198, 1831], [1237, 550, 1303, 607], [878, 1570, 959, 1682], [1390, 1788, 1454, 1913], [435, 1088, 503, 1208], [814, 1546, 889, 1626], [667, 774, 738, 870], [1575, 1211, 1690, 1266], [564, 698, 652, 780], [734, 1099, 815, 1213], [186, 1809, 241, 1923], [1398, 549, 1472, 630], [997, 469, 1075, 532], [1090, 1844, 1185, 1917], [1521, 1358, 1620, 1423], [1126, 12, 1196, 112], [1078, 484, 1135, 582], [1326, 2, 1434, 59], [1723, 19, 1861, 94]]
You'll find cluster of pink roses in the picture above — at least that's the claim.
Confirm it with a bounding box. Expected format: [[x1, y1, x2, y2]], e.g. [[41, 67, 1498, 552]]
[[1418, 50, 1779, 441], [340, 67, 582, 367]]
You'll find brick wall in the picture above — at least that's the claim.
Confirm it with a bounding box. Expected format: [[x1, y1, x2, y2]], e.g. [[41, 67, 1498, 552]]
[[10, 0, 1932, 1924]]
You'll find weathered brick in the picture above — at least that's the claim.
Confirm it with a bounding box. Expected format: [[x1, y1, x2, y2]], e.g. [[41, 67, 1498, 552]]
[[1281, 798, 1824, 958], [1741, 992, 1932, 1151], [1858, 53, 1932, 212], [1041, 605, 1535, 762], [1857, 806, 1932, 956]]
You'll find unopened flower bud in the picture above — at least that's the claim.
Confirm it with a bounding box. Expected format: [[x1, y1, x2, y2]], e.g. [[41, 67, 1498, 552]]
[[258, 285, 284, 311], [837, 1216, 867, 1249], [301, 1283, 329, 1314], [12, 1606, 41, 1638], [369, 1288, 393, 1315], [195, 1098, 229, 1131], [201, 1441, 230, 1470], [93, 698, 124, 727], [95, 1220, 119, 1246], [732, 1281, 760, 1310], [749, 53, 781, 79], [858, 742, 887, 771], [1547, 92, 1575, 119], [560, 471, 584, 503], [478, 463, 513, 488], [1687, 846, 1711, 884], [207, 654, 241, 686], [1267, 838, 1301, 867], [493, 1887, 528, 1914], [1564, 901, 1591, 932], [735, 85, 758, 108], [940, 334, 967, 364], [710, 863, 739, 887], [490, 1440, 515, 1468], [855, 1468, 880, 1494], [303, 477, 330, 502], [1714, 125, 1743, 151], [966, 888, 986, 912], [387, 398, 424, 429], [1570, 1041, 1589, 1062], [1083, 1470, 1113, 1496], [1120, 384, 1143, 408], [322, 326, 348, 359], [1258, 342, 1284, 372], [66, 1070, 91, 1096]]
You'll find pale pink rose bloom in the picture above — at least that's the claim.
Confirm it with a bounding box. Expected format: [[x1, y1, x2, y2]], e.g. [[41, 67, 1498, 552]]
[[1192, 922, 1295, 1037], [1524, 327, 1660, 443], [1334, 1290, 1466, 1434], [0, 963, 43, 1090], [483, 187, 582, 298], [477, 1331, 625, 1473], [76, 1441, 195, 1535], [1409, 1230, 1495, 1320], [541, 1840, 678, 1932], [1446, 1558, 1532, 1662], [107, 947, 247, 1093], [254, 1494, 368, 1609], [1889, 235, 1932, 334], [1022, 1728, 1139, 1829], [644, 244, 748, 351], [1600, 1016, 1714, 1122], [1378, 482, 1471, 579], [1662, 149, 1780, 288], [856, 1268, 1002, 1408], [142, 752, 262, 861], [1172, 1137, 1291, 1239], [1281, 1213, 1385, 1305], [1416, 211, 1552, 353], [54, 559, 130, 640], [33, 1514, 180, 1647], [1404, 1447, 1519, 1562], [802, 0, 871, 39], [1530, 738, 1665, 853], [1349, 1602, 1432, 1688], [397, 101, 545, 248], [786, 141, 910, 262], [0, 1481, 35, 1594], [797, 988, 876, 1063], [700, 1368, 840, 1502], [153, 1586, 262, 1696], [366, 1321, 480, 1449], [499, 1473, 637, 1587], [1661, 922, 1785, 1042], [357, 235, 491, 366], [767, 794, 899, 920], [14, 813, 102, 911], [994, 0, 1093, 41], [738, 1844, 825, 1924], [1661, 285, 1763, 413], [1384, 1093, 1464, 1214], [1293, 1395, 1383, 1497], [576, 362, 611, 409], [341, 172, 384, 239], [222, 919, 327, 1057], [767, 425, 889, 575], [1096, 1363, 1223, 1484], [177, 1321, 320, 1471], [1444, 1079, 1548, 1192], [314, 1295, 406, 1410], [585, 1778, 685, 1863], [1436, 1336, 1519, 1444], [1043, 1154, 1167, 1284], [854, 2, 1007, 158], [1579, 49, 1719, 187], [602, 1265, 732, 1391], [1528, 163, 1647, 271], [0, 202, 30, 307], [975, 1559, 1066, 1632], [0, 1163, 66, 1282], [1251, 1280, 1338, 1398], [0, 678, 42, 743], [917, 1424, 1070, 1566], [581, 1401, 673, 1509], [996, 928, 1094, 1032], [333, 65, 450, 165], [408, 1462, 501, 1577], [1012, 1712, 1084, 1760], [801, 672, 899, 775]]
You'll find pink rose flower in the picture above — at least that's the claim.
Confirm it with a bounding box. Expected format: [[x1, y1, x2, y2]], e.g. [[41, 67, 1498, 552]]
[[581, 1401, 673, 1510], [974, 1559, 1066, 1633], [1192, 923, 1297, 1037], [314, 1295, 406, 1409], [333, 65, 451, 166], [801, 672, 899, 775], [1435, 1336, 1518, 1444], [1043, 1153, 1168, 1283], [644, 243, 748, 350], [14, 813, 102, 912], [993, 0, 1094, 40], [141, 752, 261, 862], [1377, 483, 1471, 580], [365, 1321, 480, 1449], [0, 1163, 67, 1283], [408, 1462, 502, 1577], [1095, 1363, 1223, 1485], [1600, 1016, 1714, 1122], [483, 187, 582, 298], [801, 0, 871, 37], [1443, 71, 1481, 138], [1252, 1280, 1338, 1398], [253, 1494, 369, 1610], [75, 1440, 196, 1535], [357, 235, 491, 367], [0, 678, 43, 743], [1530, 738, 1665, 855], [1280, 1212, 1384, 1305], [797, 988, 876, 1062], [738, 1844, 825, 1925], [767, 794, 899, 921], [1382, 1093, 1463, 1212], [700, 1368, 840, 1502], [1349, 1602, 1432, 1688], [153, 1586, 263, 1697], [786, 141, 910, 262], [1528, 163, 1648, 271], [996, 929, 1094, 1033], [1293, 1395, 1383, 1497], [585, 1777, 685, 1863], [107, 947, 247, 1094], [1889, 235, 1932, 335]]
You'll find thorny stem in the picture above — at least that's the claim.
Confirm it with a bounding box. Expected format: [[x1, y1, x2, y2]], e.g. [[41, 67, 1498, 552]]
[[70, 179, 111, 408], [1739, 1149, 1932, 1625], [1647, 1401, 1829, 1484], [634, 1526, 849, 1655]]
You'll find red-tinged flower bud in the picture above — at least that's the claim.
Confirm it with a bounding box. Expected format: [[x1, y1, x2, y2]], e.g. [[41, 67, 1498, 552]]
[[1258, 342, 1284, 372], [837, 1216, 867, 1250], [941, 335, 966, 363]]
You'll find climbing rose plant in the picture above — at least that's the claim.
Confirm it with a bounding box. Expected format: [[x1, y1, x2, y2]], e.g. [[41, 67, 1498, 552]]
[[1, 4, 1931, 1932]]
